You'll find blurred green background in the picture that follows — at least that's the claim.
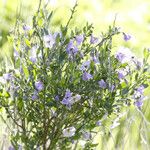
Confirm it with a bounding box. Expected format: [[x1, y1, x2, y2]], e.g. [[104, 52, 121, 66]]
[[0, 0, 150, 149]]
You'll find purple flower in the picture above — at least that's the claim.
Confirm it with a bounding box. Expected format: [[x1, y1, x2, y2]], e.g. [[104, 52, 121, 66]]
[[133, 91, 143, 100], [65, 90, 72, 98], [82, 72, 93, 81], [80, 61, 91, 71], [43, 34, 55, 48], [55, 95, 59, 101], [29, 46, 38, 63], [32, 91, 38, 100], [30, 57, 36, 63], [61, 90, 72, 105], [134, 100, 143, 108], [116, 52, 125, 62], [3, 73, 12, 81], [8, 146, 15, 150], [123, 33, 131, 41], [133, 86, 145, 102], [14, 49, 19, 59], [35, 81, 44, 91], [23, 25, 31, 31], [61, 90, 81, 107], [66, 40, 78, 57], [135, 60, 143, 70], [53, 32, 62, 39], [75, 34, 84, 45], [90, 35, 98, 44], [83, 132, 91, 140], [32, 94, 38, 100], [80, 52, 84, 58], [115, 47, 134, 63], [98, 79, 107, 89], [137, 85, 145, 94], [63, 126, 76, 137], [118, 70, 127, 80], [61, 98, 71, 105], [109, 85, 115, 92], [133, 86, 145, 108], [96, 120, 102, 126], [92, 56, 99, 64], [118, 72, 125, 79]]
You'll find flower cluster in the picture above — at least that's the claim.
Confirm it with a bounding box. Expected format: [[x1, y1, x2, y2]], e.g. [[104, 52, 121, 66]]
[[61, 90, 81, 108]]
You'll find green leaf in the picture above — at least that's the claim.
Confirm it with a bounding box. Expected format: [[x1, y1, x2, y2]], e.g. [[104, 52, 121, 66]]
[[25, 39, 31, 48]]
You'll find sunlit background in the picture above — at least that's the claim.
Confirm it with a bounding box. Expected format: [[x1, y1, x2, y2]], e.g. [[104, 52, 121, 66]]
[[0, 0, 150, 149]]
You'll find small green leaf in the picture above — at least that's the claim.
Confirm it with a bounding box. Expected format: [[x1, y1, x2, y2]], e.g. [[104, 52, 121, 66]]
[[25, 39, 31, 48]]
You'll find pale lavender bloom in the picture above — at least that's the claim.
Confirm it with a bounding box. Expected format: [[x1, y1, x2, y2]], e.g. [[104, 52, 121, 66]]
[[61, 97, 71, 105], [98, 79, 107, 89], [8, 146, 15, 150], [83, 132, 91, 140], [116, 52, 125, 62], [80, 52, 84, 58], [29, 46, 38, 63], [90, 35, 98, 44], [137, 85, 145, 94], [133, 91, 143, 100], [75, 34, 84, 45], [32, 91, 38, 100], [23, 25, 31, 31], [63, 127, 76, 137], [55, 95, 59, 101], [123, 33, 131, 41], [115, 47, 134, 63], [65, 90, 72, 98], [92, 56, 99, 64], [80, 61, 91, 71], [19, 66, 24, 74], [66, 40, 78, 57], [53, 32, 62, 39], [133, 86, 145, 108], [134, 100, 143, 108], [82, 72, 93, 81], [117, 70, 127, 80], [96, 120, 102, 126], [3, 73, 12, 81], [43, 34, 55, 48], [30, 57, 36, 63], [61, 90, 72, 105], [62, 90, 81, 107], [35, 81, 44, 91], [135, 60, 143, 70], [14, 49, 19, 59], [133, 86, 145, 103], [32, 94, 38, 100], [133, 85, 145, 101], [109, 85, 115, 92], [118, 72, 125, 79]]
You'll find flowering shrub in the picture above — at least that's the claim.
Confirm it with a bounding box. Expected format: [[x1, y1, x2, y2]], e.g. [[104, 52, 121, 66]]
[[0, 2, 150, 150]]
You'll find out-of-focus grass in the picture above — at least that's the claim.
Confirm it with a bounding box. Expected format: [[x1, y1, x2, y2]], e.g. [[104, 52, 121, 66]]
[[0, 0, 150, 149]]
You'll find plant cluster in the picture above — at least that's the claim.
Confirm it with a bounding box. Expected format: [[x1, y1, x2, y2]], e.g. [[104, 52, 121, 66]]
[[0, 2, 150, 150]]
